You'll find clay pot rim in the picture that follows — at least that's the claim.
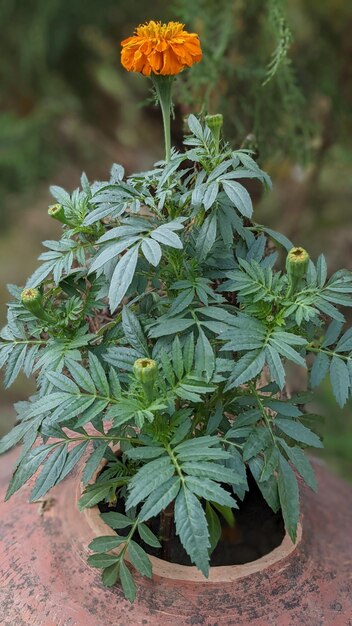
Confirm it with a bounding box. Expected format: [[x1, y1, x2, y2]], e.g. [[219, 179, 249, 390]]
[[81, 450, 302, 584]]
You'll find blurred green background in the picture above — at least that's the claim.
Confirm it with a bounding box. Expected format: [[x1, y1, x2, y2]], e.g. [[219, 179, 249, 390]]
[[1, 0, 351, 479]]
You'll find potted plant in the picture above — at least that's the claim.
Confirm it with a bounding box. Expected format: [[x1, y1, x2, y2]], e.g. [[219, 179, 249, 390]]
[[0, 19, 352, 622]]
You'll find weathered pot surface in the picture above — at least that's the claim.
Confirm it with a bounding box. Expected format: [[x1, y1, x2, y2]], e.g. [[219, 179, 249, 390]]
[[0, 447, 351, 626]]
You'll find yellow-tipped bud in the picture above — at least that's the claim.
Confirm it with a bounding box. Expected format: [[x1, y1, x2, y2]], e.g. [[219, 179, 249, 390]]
[[21, 288, 53, 323], [286, 247, 310, 279], [48, 204, 67, 224], [133, 358, 157, 403]]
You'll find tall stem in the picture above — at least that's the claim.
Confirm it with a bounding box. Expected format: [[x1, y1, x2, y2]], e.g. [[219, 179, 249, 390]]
[[151, 75, 174, 162]]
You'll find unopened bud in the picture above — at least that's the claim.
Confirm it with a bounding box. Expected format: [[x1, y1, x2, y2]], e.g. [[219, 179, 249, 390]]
[[21, 288, 54, 323], [286, 247, 310, 279], [133, 358, 157, 403], [205, 114, 223, 133], [205, 114, 223, 153], [48, 204, 68, 224]]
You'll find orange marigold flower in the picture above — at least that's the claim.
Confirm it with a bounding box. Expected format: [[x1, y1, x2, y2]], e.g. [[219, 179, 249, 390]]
[[121, 21, 202, 76]]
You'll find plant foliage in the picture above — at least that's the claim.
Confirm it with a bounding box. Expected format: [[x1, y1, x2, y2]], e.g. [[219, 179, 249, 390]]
[[1, 115, 352, 601]]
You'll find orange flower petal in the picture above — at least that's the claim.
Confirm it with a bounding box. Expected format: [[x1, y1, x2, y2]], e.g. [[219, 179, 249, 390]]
[[120, 20, 202, 76]]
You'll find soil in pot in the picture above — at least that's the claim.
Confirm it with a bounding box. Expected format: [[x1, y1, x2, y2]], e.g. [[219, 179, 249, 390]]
[[99, 470, 285, 567]]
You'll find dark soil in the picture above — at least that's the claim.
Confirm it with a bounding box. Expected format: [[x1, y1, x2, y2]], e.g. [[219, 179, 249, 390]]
[[99, 471, 285, 567]]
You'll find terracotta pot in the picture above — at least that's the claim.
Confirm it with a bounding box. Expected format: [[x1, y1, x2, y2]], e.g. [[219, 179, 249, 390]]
[[0, 447, 351, 626]]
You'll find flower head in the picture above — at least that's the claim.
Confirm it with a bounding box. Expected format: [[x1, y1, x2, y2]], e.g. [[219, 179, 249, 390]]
[[121, 21, 202, 76]]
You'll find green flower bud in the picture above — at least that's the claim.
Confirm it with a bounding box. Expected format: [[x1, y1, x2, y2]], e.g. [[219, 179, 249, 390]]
[[48, 204, 68, 224], [21, 288, 54, 323], [205, 114, 223, 133], [205, 114, 223, 153], [133, 358, 157, 403], [286, 247, 310, 279]]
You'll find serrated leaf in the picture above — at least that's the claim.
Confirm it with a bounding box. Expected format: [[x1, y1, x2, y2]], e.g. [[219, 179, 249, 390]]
[[30, 446, 68, 501], [109, 245, 140, 313], [310, 351, 330, 388], [88, 553, 120, 568], [243, 427, 271, 461], [119, 559, 136, 602], [137, 523, 161, 548], [174, 486, 210, 576], [205, 502, 221, 555], [6, 444, 53, 500], [88, 353, 110, 396], [277, 456, 299, 542], [139, 476, 181, 522], [82, 443, 108, 484], [100, 512, 133, 530], [128, 540, 152, 578], [195, 328, 215, 381], [102, 563, 120, 587], [275, 418, 323, 448], [330, 355, 350, 407], [185, 476, 236, 508], [88, 536, 125, 552], [279, 441, 317, 491]]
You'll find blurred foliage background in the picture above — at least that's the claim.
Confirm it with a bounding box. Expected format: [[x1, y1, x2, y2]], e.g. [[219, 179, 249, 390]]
[[1, 0, 351, 479]]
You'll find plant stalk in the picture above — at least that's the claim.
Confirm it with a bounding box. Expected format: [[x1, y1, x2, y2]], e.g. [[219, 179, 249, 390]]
[[151, 75, 174, 162]]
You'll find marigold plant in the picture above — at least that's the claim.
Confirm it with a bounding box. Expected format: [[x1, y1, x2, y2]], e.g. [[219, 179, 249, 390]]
[[1, 20, 352, 602]]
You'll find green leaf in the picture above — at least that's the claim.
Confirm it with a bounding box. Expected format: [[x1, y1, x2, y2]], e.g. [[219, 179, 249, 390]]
[[102, 563, 119, 587], [0, 416, 42, 455], [151, 226, 183, 249], [277, 456, 299, 542], [195, 328, 215, 381], [137, 523, 161, 548], [249, 457, 280, 513], [266, 346, 286, 390], [225, 350, 265, 390], [139, 476, 181, 522], [122, 307, 148, 356], [30, 446, 68, 501], [149, 317, 195, 338], [126, 457, 174, 509], [275, 418, 323, 448], [88, 353, 110, 396], [88, 553, 120, 568], [4, 345, 27, 388], [82, 443, 108, 485], [330, 355, 350, 407], [128, 540, 152, 578], [66, 360, 96, 393], [222, 181, 253, 218], [100, 512, 133, 530], [279, 441, 317, 491], [109, 245, 140, 313], [182, 461, 244, 484], [125, 446, 165, 461], [88, 536, 125, 552], [185, 476, 237, 508], [174, 486, 210, 576], [6, 444, 53, 500], [59, 441, 89, 481], [119, 560, 136, 602], [196, 213, 217, 260], [46, 371, 80, 394], [243, 427, 271, 461], [205, 502, 221, 555], [172, 335, 184, 380], [310, 351, 330, 388], [141, 238, 162, 266]]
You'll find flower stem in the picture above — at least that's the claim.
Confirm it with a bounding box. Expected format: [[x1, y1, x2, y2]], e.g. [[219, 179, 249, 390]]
[[151, 75, 174, 162]]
